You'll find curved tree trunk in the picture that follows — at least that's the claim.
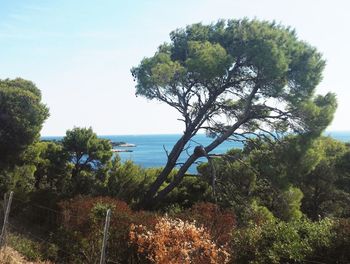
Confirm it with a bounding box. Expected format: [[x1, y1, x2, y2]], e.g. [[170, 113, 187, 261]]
[[138, 132, 194, 209], [139, 116, 249, 210]]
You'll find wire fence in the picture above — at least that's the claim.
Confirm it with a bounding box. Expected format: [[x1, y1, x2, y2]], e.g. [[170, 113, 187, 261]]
[[0, 191, 114, 264]]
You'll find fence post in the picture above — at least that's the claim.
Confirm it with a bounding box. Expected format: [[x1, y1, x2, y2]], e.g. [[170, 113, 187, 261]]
[[99, 209, 111, 264], [0, 191, 13, 248], [3, 193, 7, 212]]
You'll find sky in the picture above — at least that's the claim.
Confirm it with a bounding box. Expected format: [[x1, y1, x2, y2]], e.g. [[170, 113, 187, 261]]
[[0, 0, 349, 136]]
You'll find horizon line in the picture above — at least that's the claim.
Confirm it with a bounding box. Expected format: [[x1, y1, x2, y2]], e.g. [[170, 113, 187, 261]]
[[41, 130, 350, 138]]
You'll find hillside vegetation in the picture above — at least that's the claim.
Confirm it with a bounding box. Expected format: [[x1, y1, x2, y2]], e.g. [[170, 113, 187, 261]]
[[1, 19, 349, 263]]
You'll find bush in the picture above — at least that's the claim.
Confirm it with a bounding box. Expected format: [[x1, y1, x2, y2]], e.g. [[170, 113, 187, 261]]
[[57, 197, 236, 263], [160, 176, 213, 209], [179, 202, 236, 246], [314, 218, 350, 263], [106, 159, 155, 205], [129, 216, 230, 264], [7, 233, 58, 262], [230, 218, 333, 264], [58, 196, 156, 263]]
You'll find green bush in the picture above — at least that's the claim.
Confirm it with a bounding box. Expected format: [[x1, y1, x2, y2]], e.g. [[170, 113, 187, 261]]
[[313, 218, 350, 263], [230, 218, 333, 264], [8, 232, 58, 262]]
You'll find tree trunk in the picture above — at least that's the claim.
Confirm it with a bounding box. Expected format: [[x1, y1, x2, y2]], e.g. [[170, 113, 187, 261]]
[[139, 117, 249, 209], [138, 132, 194, 209]]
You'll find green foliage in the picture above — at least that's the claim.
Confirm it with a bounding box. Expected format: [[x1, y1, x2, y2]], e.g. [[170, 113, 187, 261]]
[[276, 186, 304, 221], [132, 19, 335, 134], [90, 201, 116, 222], [243, 200, 276, 226], [242, 135, 350, 219], [0, 78, 49, 170], [8, 233, 58, 262], [296, 93, 338, 136], [62, 127, 112, 195], [0, 140, 72, 196], [106, 160, 211, 209], [336, 149, 350, 194], [106, 158, 155, 204], [161, 174, 212, 209], [8, 233, 42, 261], [0, 163, 36, 195], [316, 218, 350, 263], [186, 41, 231, 79], [131, 19, 337, 207], [32, 141, 71, 193], [198, 154, 256, 218], [299, 137, 350, 219], [0, 20, 347, 263], [199, 143, 306, 222], [245, 135, 317, 189], [231, 218, 334, 264], [198, 135, 350, 222]]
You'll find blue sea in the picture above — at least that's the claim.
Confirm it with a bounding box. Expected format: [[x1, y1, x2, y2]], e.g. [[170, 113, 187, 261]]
[[101, 134, 243, 170], [42, 131, 350, 173]]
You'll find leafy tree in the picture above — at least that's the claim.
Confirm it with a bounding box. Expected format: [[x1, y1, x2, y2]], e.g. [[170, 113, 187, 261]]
[[317, 218, 350, 263], [0, 78, 49, 169], [62, 127, 112, 195], [0, 163, 36, 195], [132, 19, 337, 208], [0, 141, 48, 195], [235, 136, 349, 219], [160, 174, 212, 210], [32, 141, 72, 193], [197, 150, 257, 218], [198, 140, 306, 221], [335, 146, 350, 194], [106, 158, 155, 204], [107, 159, 211, 208], [300, 137, 350, 219], [0, 140, 71, 197], [276, 186, 304, 221]]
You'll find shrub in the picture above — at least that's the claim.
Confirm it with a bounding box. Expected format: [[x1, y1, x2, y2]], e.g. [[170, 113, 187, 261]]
[[129, 216, 230, 264], [230, 218, 333, 264], [313, 218, 350, 263], [8, 233, 42, 261], [160, 176, 213, 209], [58, 196, 156, 263], [179, 202, 236, 246], [7, 233, 58, 262]]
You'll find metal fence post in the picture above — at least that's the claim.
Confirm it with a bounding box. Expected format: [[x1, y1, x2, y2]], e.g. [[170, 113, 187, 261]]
[[3, 193, 7, 212], [99, 209, 111, 264], [0, 191, 13, 248]]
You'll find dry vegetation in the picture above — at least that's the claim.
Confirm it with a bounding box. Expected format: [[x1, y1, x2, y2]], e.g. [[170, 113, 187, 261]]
[[129, 216, 230, 264], [0, 247, 51, 264]]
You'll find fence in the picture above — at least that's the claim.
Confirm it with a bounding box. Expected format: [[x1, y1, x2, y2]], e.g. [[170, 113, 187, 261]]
[[0, 191, 112, 264]]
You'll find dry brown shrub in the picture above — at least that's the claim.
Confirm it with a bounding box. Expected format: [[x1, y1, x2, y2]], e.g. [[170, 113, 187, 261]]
[[129, 216, 230, 264], [182, 202, 236, 246], [0, 247, 52, 264]]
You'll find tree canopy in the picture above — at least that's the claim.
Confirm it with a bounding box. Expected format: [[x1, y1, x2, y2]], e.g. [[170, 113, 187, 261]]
[[0, 78, 49, 169], [199, 136, 350, 222], [62, 127, 112, 195], [131, 19, 337, 208]]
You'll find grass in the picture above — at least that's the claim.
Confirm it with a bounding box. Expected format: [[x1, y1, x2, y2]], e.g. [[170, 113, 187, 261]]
[[2, 233, 57, 263]]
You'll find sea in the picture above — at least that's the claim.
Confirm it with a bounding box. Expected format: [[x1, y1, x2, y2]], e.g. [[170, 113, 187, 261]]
[[42, 131, 350, 173]]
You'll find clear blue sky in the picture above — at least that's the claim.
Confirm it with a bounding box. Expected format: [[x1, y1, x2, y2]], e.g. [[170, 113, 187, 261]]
[[1, 0, 349, 136]]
